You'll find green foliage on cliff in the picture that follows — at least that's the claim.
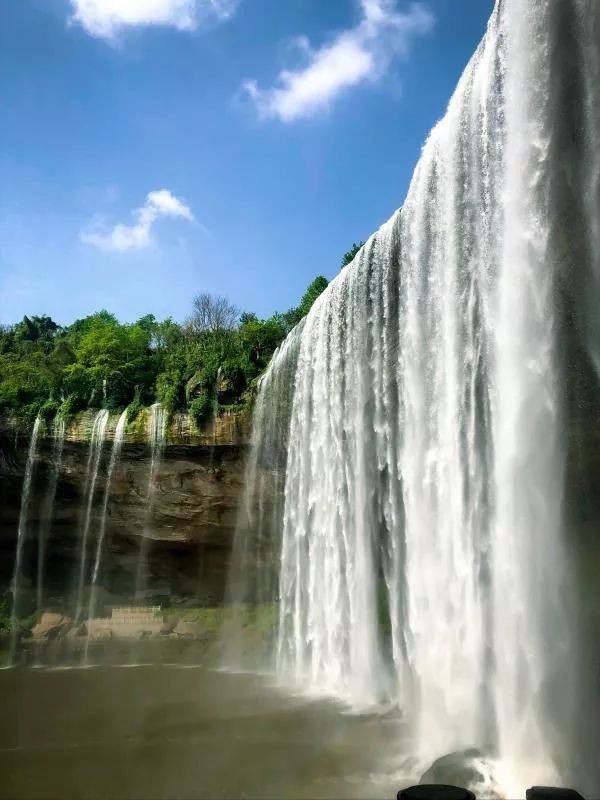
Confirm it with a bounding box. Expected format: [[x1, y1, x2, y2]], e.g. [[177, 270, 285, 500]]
[[0, 272, 331, 424], [125, 390, 147, 435], [161, 604, 277, 637], [189, 392, 213, 426], [0, 591, 39, 635], [297, 276, 329, 318], [0, 593, 9, 632], [341, 241, 365, 268]]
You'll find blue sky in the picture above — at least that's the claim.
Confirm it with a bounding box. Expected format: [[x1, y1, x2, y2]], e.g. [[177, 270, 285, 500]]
[[0, 0, 494, 326]]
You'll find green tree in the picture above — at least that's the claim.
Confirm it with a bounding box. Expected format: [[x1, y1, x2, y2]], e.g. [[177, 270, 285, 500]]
[[0, 273, 346, 424], [62, 312, 153, 409], [239, 315, 285, 374], [297, 276, 329, 319], [341, 241, 364, 268], [13, 315, 59, 346], [270, 308, 300, 336]]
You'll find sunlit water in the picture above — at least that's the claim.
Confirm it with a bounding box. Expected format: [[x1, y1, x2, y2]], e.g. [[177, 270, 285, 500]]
[[228, 0, 600, 795], [134, 402, 167, 598], [36, 415, 66, 611], [75, 410, 109, 621], [7, 415, 41, 667]]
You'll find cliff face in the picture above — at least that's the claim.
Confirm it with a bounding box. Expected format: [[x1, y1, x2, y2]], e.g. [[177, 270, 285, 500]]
[[0, 411, 258, 609]]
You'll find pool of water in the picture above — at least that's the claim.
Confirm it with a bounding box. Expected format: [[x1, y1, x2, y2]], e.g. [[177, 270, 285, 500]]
[[0, 665, 413, 799]]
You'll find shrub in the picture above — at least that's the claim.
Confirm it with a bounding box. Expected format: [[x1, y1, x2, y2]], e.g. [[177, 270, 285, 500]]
[[126, 393, 148, 437], [59, 394, 85, 420], [189, 392, 213, 427], [126, 390, 145, 426], [39, 398, 60, 423], [156, 369, 183, 413]]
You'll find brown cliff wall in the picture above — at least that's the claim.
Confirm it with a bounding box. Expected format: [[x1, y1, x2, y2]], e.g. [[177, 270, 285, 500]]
[[0, 411, 257, 609]]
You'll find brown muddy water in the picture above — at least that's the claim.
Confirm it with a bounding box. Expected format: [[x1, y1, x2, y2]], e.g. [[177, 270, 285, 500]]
[[0, 665, 410, 799]]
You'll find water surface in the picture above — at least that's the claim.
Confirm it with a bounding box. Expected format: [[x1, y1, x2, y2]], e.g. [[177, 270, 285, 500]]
[[0, 665, 409, 799]]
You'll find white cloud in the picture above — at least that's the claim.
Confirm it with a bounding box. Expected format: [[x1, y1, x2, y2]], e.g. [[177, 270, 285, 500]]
[[81, 189, 194, 252], [243, 0, 434, 122], [69, 0, 238, 40]]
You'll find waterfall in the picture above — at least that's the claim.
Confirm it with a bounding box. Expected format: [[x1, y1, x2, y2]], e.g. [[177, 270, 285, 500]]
[[134, 403, 166, 601], [84, 409, 128, 661], [36, 415, 66, 611], [488, 2, 576, 790], [228, 0, 597, 792], [6, 415, 41, 667], [74, 409, 109, 621], [225, 324, 305, 666], [576, 1, 600, 372]]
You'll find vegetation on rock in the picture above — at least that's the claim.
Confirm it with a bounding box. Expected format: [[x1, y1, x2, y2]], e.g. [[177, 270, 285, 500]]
[[0, 274, 330, 425], [162, 603, 277, 636], [0, 591, 40, 637], [341, 241, 365, 268]]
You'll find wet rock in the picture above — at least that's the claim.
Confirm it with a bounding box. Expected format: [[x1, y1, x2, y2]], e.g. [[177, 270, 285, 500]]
[[31, 613, 71, 640], [420, 750, 501, 798], [91, 628, 113, 641], [173, 621, 205, 638], [65, 623, 86, 640], [160, 617, 179, 635]]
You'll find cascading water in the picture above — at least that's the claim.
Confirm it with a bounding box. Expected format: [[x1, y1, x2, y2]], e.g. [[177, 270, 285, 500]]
[[84, 409, 128, 660], [74, 409, 109, 621], [6, 415, 41, 667], [225, 323, 305, 667], [576, 1, 600, 372], [229, 0, 599, 793], [36, 414, 66, 611], [134, 403, 166, 601]]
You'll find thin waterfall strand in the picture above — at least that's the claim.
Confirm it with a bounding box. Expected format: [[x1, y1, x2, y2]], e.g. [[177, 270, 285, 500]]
[[74, 410, 109, 620], [84, 408, 128, 660], [36, 415, 66, 611], [134, 403, 166, 600], [7, 415, 41, 666]]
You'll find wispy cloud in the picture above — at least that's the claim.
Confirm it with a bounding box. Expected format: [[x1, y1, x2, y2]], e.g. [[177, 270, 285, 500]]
[[80, 189, 194, 252], [243, 0, 434, 122], [69, 0, 238, 41]]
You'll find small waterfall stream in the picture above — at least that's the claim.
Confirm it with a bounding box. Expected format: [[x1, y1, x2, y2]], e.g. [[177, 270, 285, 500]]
[[6, 415, 41, 667], [225, 325, 304, 665], [36, 415, 66, 612], [74, 410, 109, 621], [84, 409, 128, 661], [134, 403, 166, 601]]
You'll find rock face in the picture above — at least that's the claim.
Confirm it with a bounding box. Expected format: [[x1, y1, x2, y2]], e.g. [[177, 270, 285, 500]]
[[0, 410, 272, 610], [419, 750, 501, 799], [173, 621, 205, 638], [31, 612, 72, 640]]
